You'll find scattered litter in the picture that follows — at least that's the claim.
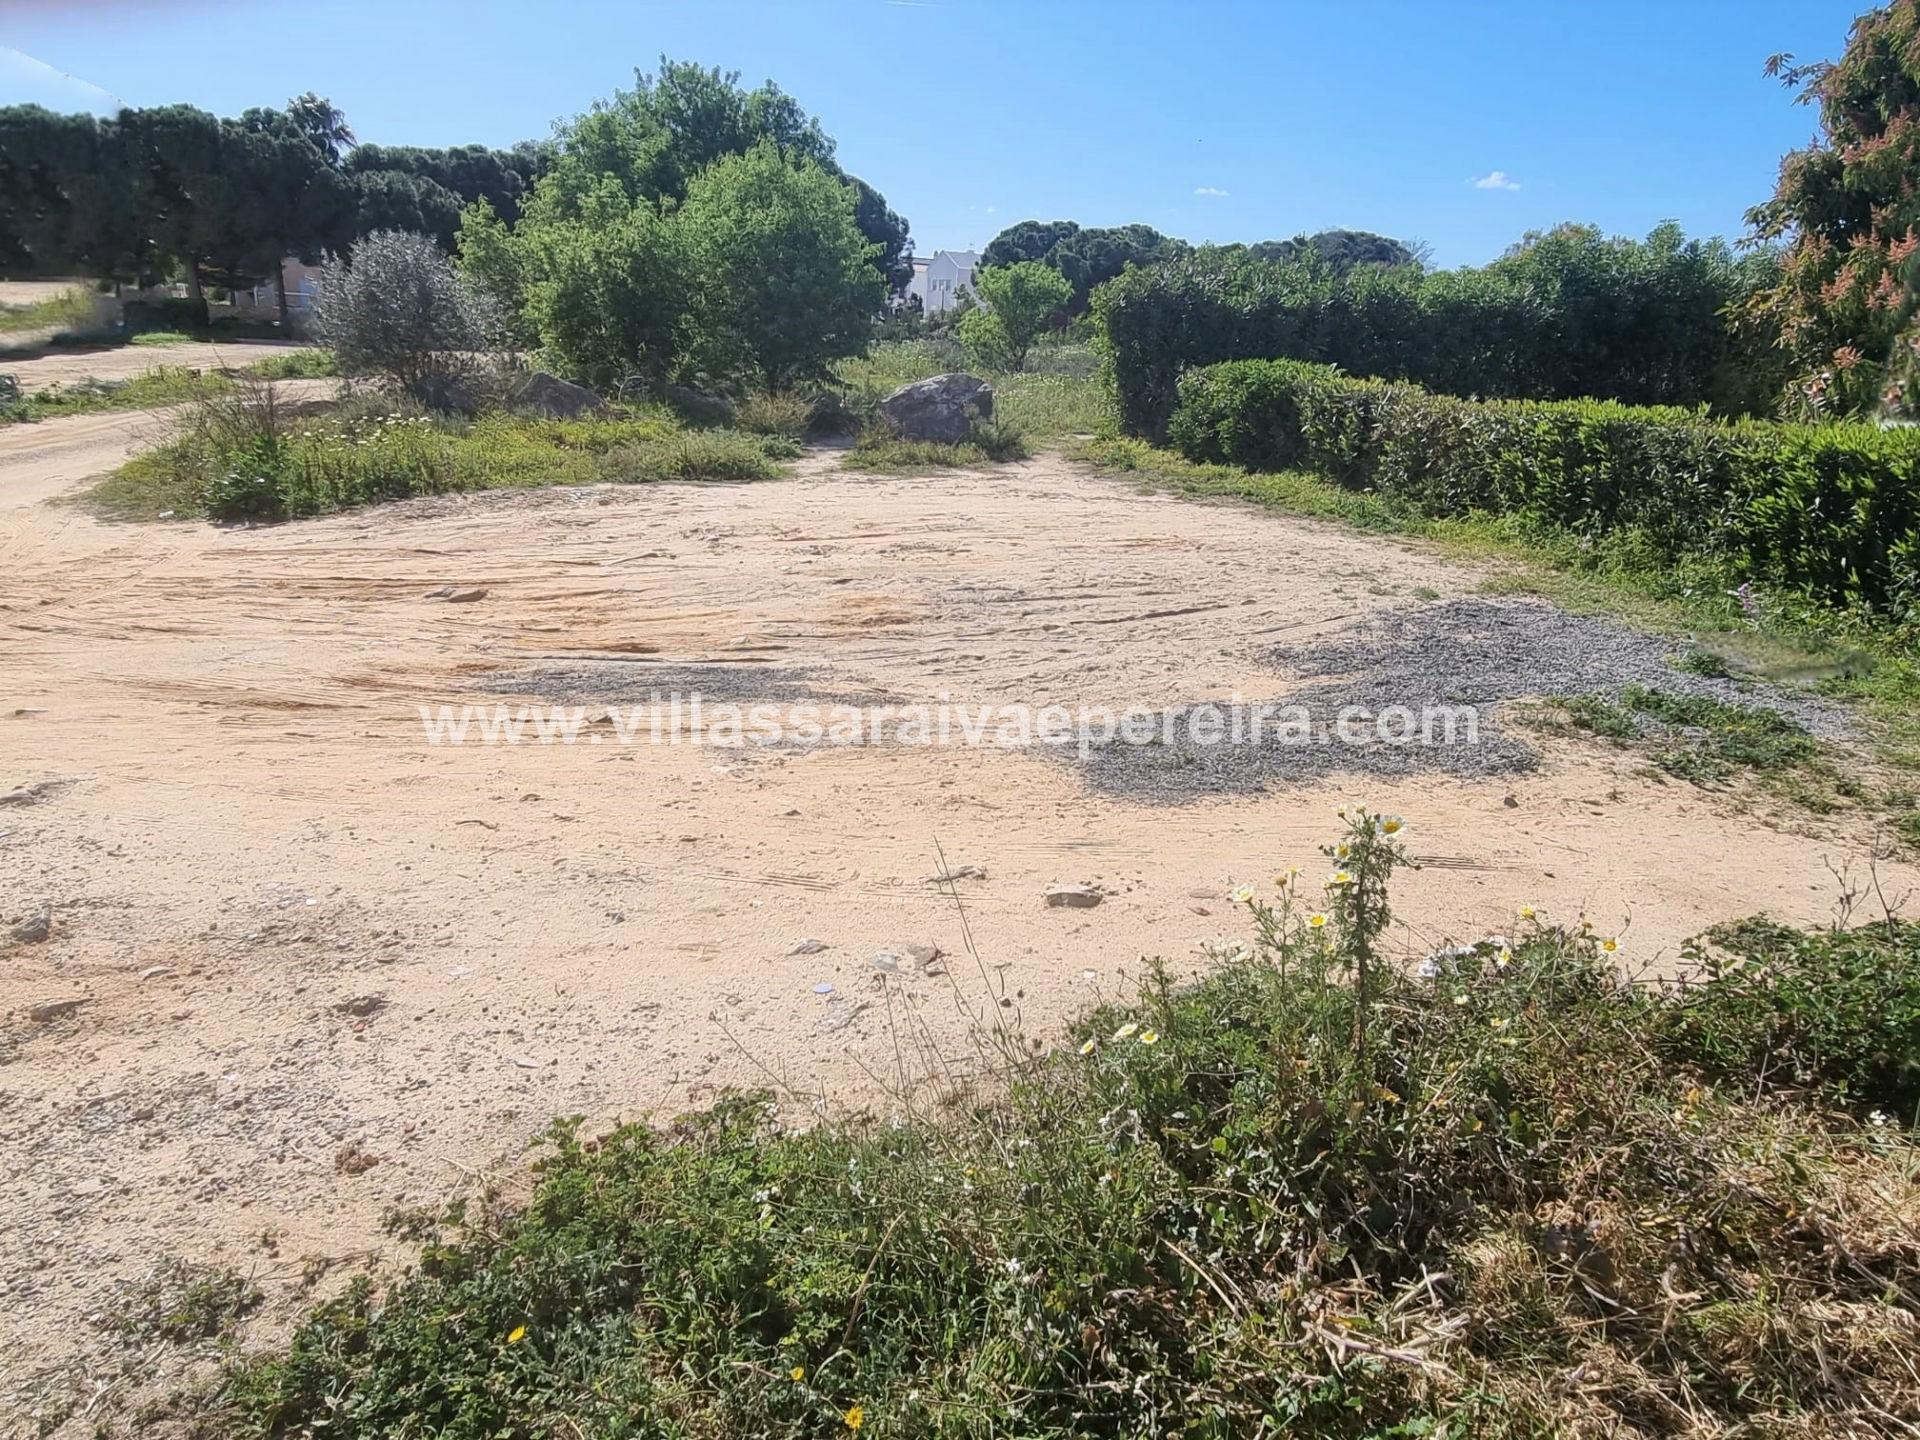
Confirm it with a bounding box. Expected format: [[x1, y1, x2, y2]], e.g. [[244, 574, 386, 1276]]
[[925, 864, 988, 884], [818, 999, 871, 1033], [138, 965, 173, 981], [509, 1054, 541, 1070], [811, 981, 835, 995], [11, 907, 52, 943], [870, 951, 904, 974], [788, 938, 828, 956]]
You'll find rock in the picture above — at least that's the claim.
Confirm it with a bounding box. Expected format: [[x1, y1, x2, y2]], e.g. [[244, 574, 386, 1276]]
[[662, 384, 735, 427], [512, 371, 602, 419], [331, 994, 388, 1018], [28, 998, 86, 1023], [1044, 883, 1103, 909], [12, 908, 51, 943], [878, 373, 994, 444], [423, 586, 454, 599], [787, 938, 828, 956], [415, 371, 489, 416], [445, 587, 488, 603]]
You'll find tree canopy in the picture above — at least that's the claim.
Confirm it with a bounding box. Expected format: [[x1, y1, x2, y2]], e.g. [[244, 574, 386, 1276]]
[[1748, 0, 1920, 418]]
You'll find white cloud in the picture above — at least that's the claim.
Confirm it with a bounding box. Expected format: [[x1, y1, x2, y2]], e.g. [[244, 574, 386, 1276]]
[[1194, 185, 1230, 198], [1469, 170, 1522, 192]]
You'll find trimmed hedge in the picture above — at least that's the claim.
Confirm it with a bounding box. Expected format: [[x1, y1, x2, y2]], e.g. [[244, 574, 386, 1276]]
[[1168, 358, 1920, 617], [1093, 237, 1779, 439]]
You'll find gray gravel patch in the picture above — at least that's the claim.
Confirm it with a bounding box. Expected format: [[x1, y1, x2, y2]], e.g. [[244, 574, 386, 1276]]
[[1073, 598, 1853, 803], [480, 662, 900, 709]]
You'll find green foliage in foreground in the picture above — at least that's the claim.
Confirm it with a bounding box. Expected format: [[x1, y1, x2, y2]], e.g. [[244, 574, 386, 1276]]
[[223, 811, 1920, 1439], [88, 389, 793, 523], [1168, 358, 1920, 620]]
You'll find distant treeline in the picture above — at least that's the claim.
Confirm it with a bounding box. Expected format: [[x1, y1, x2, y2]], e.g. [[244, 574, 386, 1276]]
[[0, 95, 548, 318], [979, 219, 1421, 312]]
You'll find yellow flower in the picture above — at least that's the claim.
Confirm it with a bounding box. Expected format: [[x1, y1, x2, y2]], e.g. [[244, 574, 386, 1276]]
[[507, 1325, 527, 1344], [1489, 1015, 1510, 1030], [1138, 1030, 1160, 1046], [1452, 993, 1469, 1007], [1111, 1022, 1139, 1041], [1495, 947, 1512, 969], [1307, 912, 1329, 929], [1378, 815, 1404, 836], [1327, 870, 1354, 888], [1079, 1038, 1097, 1056], [845, 1405, 865, 1430], [1518, 905, 1536, 920], [1334, 842, 1352, 860], [1600, 937, 1620, 954], [790, 1366, 807, 1382], [1230, 884, 1255, 904]]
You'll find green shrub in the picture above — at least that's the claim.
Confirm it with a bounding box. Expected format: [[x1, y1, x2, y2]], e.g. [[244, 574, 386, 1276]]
[[1167, 358, 1920, 617], [1661, 917, 1920, 1118], [223, 810, 1920, 1439], [734, 389, 814, 440], [1095, 228, 1779, 438]]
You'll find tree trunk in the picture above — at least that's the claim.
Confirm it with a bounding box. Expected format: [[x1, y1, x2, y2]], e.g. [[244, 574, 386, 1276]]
[[187, 266, 203, 304], [274, 261, 290, 329]]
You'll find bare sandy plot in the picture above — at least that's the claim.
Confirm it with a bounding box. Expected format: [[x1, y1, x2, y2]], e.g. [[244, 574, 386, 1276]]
[[2, 336, 315, 390], [0, 419, 1909, 1431]]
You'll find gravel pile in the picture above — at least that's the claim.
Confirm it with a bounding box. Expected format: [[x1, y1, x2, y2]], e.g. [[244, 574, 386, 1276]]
[[1074, 598, 1853, 803]]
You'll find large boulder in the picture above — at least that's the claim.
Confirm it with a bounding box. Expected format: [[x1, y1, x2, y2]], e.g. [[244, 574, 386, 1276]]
[[512, 371, 602, 418], [879, 373, 994, 444]]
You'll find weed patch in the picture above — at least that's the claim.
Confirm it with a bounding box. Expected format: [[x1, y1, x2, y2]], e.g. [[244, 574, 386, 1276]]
[[217, 808, 1920, 1438], [108, 1258, 261, 1345]]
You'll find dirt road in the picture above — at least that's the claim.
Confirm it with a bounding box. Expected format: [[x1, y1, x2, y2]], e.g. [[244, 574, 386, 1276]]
[[2, 336, 314, 389], [1, 404, 1909, 1433]]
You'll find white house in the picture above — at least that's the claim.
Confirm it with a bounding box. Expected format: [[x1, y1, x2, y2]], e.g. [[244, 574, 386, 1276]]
[[905, 249, 979, 313]]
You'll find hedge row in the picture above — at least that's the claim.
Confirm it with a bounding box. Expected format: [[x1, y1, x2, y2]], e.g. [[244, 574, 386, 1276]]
[[1168, 358, 1920, 617], [1092, 239, 1778, 439]]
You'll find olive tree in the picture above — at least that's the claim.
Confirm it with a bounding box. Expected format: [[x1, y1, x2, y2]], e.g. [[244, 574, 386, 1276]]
[[313, 229, 502, 407]]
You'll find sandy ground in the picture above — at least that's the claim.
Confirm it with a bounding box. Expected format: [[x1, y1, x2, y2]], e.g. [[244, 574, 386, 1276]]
[[2, 336, 315, 390], [1, 399, 1912, 1433]]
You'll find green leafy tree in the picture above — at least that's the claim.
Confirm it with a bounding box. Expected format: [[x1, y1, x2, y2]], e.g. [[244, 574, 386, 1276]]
[[676, 141, 883, 387], [1250, 230, 1420, 273], [515, 179, 692, 387], [981, 218, 1080, 269], [351, 169, 466, 250], [963, 260, 1072, 370], [1748, 0, 1920, 417]]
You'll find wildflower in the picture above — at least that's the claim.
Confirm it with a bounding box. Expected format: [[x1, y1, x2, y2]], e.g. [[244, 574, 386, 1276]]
[[1230, 884, 1255, 905], [1335, 805, 1348, 819], [1579, 916, 1594, 934], [1307, 913, 1329, 929], [1079, 1038, 1097, 1056], [1518, 905, 1536, 920], [1111, 1022, 1139, 1041], [1495, 947, 1512, 969], [507, 1325, 527, 1344], [1326, 870, 1354, 888], [1600, 937, 1620, 955], [791, 1366, 807, 1382], [1334, 842, 1352, 860], [1138, 1030, 1160, 1046], [1489, 1015, 1510, 1030], [1377, 815, 1404, 836], [1452, 992, 1469, 1007], [845, 1404, 865, 1430], [1870, 1110, 1892, 1128]]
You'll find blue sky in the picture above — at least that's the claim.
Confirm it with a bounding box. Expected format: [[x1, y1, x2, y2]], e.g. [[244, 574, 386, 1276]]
[[2, 0, 1863, 267]]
